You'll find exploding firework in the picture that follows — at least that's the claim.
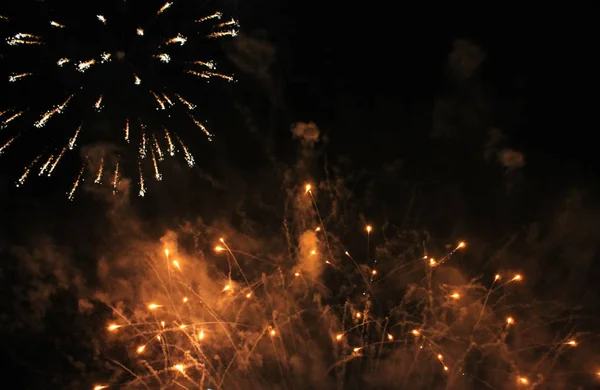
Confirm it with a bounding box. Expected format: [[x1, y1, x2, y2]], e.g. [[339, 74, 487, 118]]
[[94, 183, 598, 390], [0, 1, 238, 199]]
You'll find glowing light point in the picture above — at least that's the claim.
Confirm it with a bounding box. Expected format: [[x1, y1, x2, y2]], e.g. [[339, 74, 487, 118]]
[[335, 333, 343, 341], [215, 246, 224, 252], [495, 274, 501, 281], [137, 28, 144, 36], [315, 227, 321, 231], [387, 333, 393, 341], [518, 377, 529, 385], [356, 312, 362, 318], [246, 293, 252, 298], [223, 284, 231, 292], [353, 347, 361, 352], [182, 297, 188, 303], [411, 329, 420, 336], [443, 366, 449, 371], [566, 340, 578, 346], [174, 364, 184, 372], [457, 241, 466, 249], [172, 260, 181, 270], [451, 293, 460, 299], [429, 258, 437, 266], [136, 345, 145, 354], [371, 269, 377, 275], [506, 316, 514, 325], [199, 330, 205, 340], [294, 272, 300, 277], [93, 386, 108, 390], [513, 274, 522, 281], [310, 250, 317, 256], [366, 225, 372, 233], [270, 329, 276, 336], [148, 303, 161, 310], [107, 324, 120, 332], [305, 184, 311, 193]]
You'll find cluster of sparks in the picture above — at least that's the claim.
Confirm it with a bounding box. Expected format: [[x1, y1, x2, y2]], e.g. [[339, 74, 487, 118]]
[[94, 184, 596, 390], [0, 4, 239, 198]]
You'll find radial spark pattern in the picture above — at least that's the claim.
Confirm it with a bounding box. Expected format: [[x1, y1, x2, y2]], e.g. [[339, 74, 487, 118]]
[[0, 1, 238, 199]]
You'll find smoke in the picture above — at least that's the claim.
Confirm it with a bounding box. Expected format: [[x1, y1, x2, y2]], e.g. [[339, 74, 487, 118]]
[[291, 121, 320, 145], [2, 119, 599, 389]]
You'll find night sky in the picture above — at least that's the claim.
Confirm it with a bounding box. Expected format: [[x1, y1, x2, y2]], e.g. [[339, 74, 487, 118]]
[[0, 1, 598, 389]]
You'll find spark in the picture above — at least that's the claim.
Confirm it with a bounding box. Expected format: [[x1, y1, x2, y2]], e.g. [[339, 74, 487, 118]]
[[112, 162, 120, 194], [207, 29, 238, 39], [107, 324, 121, 332], [162, 93, 173, 107], [366, 225, 372, 233], [189, 115, 213, 141], [506, 316, 514, 325], [68, 164, 86, 201], [335, 333, 343, 341], [137, 28, 144, 36], [175, 94, 196, 110], [518, 377, 529, 385], [152, 134, 164, 161], [95, 157, 104, 184], [94, 95, 104, 112], [191, 60, 216, 69], [93, 386, 108, 390], [9, 73, 32, 82], [97, 15, 107, 24], [50, 21, 65, 28], [151, 149, 162, 181], [35, 95, 73, 128], [196, 12, 223, 23], [164, 33, 187, 46], [139, 125, 147, 159], [157, 2, 173, 15], [6, 33, 41, 45], [101, 52, 111, 63], [186, 70, 234, 82], [57, 58, 70, 67], [450, 293, 460, 299], [305, 184, 312, 193], [0, 15, 8, 21], [124, 120, 130, 143], [155, 53, 171, 63], [69, 124, 82, 150], [2, 111, 23, 128], [16, 155, 41, 187], [134, 74, 141, 85], [148, 304, 161, 310], [164, 128, 176, 156], [138, 161, 146, 197], [150, 91, 166, 110], [566, 340, 578, 346], [513, 274, 522, 281], [38, 155, 54, 176], [0, 136, 18, 155], [387, 334, 393, 341], [77, 59, 96, 72], [411, 329, 420, 336]]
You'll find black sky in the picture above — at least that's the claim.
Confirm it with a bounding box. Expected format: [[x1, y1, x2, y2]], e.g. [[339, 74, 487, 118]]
[[0, 1, 599, 388]]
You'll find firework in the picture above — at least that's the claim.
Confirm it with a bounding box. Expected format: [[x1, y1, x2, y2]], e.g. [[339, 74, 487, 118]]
[[96, 183, 596, 389], [0, 2, 239, 198]]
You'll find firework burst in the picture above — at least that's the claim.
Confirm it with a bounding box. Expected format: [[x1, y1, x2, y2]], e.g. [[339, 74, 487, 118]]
[[0, 1, 238, 199], [95, 183, 598, 390]]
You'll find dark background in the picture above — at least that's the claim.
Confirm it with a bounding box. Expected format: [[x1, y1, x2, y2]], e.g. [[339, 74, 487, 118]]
[[1, 1, 598, 388]]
